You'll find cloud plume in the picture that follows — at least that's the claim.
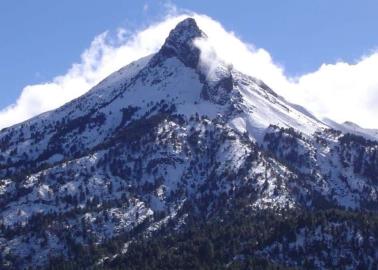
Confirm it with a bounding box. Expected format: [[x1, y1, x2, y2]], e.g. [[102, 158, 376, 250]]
[[1, 10, 377, 129]]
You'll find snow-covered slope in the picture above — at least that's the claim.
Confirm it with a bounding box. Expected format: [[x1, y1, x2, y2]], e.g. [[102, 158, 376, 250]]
[[0, 18, 377, 269], [324, 118, 378, 141]]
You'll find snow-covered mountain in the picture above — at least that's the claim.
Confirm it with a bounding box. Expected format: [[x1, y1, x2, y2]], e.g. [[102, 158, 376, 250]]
[[0, 18, 377, 269], [323, 118, 378, 141]]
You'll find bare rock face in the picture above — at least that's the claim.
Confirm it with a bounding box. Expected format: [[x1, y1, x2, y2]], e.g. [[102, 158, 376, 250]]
[[150, 18, 205, 69]]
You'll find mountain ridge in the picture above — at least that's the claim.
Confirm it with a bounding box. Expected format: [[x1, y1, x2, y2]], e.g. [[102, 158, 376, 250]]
[[0, 18, 377, 269]]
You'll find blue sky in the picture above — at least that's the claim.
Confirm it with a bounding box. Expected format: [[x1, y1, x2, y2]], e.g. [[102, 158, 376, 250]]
[[1, 1, 378, 128]]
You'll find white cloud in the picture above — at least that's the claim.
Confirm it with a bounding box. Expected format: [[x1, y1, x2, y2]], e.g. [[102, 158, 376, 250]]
[[143, 3, 149, 12], [291, 53, 378, 128], [1, 10, 377, 129], [0, 12, 189, 129], [191, 15, 378, 129]]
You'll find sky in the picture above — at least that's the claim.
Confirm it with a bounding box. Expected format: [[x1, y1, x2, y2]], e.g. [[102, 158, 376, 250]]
[[0, 0, 378, 129]]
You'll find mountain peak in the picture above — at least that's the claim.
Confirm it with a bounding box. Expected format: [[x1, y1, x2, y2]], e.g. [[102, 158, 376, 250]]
[[150, 18, 206, 68], [165, 17, 204, 44]]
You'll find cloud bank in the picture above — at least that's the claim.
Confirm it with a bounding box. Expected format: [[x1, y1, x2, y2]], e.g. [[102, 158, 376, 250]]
[[1, 11, 377, 129]]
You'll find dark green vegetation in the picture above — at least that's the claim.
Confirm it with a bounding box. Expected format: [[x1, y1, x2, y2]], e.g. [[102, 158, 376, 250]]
[[44, 206, 378, 270]]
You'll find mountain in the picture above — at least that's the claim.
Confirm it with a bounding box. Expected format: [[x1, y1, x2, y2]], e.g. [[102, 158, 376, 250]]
[[0, 18, 377, 269], [323, 118, 378, 141]]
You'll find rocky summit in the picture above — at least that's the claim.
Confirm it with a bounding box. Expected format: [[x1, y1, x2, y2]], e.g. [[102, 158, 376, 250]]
[[0, 18, 377, 269]]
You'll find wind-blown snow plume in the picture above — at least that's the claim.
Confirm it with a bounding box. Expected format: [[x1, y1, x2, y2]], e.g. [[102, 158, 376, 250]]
[[0, 10, 377, 129], [0, 13, 190, 129], [191, 15, 378, 129]]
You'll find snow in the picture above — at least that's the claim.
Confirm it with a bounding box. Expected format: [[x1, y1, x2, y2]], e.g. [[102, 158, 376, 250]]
[[324, 118, 378, 141], [229, 117, 247, 134], [233, 72, 327, 142], [0, 18, 377, 269]]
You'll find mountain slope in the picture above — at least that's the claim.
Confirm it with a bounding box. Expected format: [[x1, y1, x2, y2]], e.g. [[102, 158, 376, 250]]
[[324, 118, 378, 141], [0, 18, 377, 269]]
